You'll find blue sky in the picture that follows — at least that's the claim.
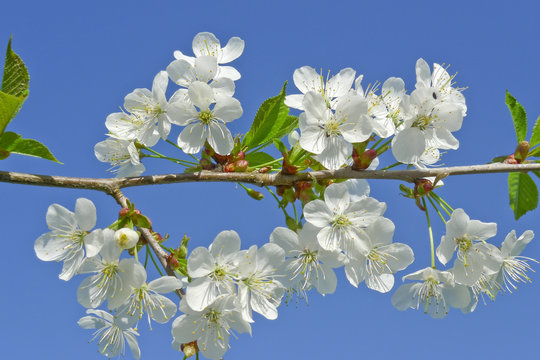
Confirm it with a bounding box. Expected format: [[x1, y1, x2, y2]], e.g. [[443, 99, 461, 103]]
[[1, 0, 539, 359]]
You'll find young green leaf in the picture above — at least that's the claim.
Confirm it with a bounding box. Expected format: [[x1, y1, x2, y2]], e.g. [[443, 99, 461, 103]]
[[243, 82, 292, 150], [505, 91, 527, 143], [508, 172, 538, 220], [0, 131, 61, 163], [2, 37, 29, 98], [0, 38, 30, 134], [530, 116, 540, 148], [528, 146, 540, 158], [272, 138, 288, 155], [245, 151, 277, 167]]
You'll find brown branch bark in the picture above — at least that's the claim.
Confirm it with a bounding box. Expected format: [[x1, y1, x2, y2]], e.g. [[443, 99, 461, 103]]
[[1, 163, 539, 192]]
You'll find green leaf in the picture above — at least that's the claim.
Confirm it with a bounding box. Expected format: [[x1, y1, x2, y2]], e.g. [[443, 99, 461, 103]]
[[2, 37, 29, 97], [0, 38, 29, 134], [533, 170, 540, 179], [530, 116, 540, 147], [245, 151, 276, 167], [505, 90, 527, 143], [0, 131, 61, 162], [528, 146, 540, 158], [272, 138, 288, 155], [490, 155, 508, 163], [508, 172, 538, 220], [243, 82, 292, 149], [0, 91, 24, 134]]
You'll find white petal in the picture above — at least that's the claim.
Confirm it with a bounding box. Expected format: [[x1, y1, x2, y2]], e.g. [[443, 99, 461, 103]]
[[315, 136, 351, 170], [293, 66, 322, 94], [149, 276, 184, 293], [192, 32, 220, 58], [220, 37, 244, 63], [324, 182, 350, 214], [208, 122, 233, 155], [391, 128, 425, 164], [366, 273, 395, 293], [303, 200, 333, 227], [415, 58, 431, 88], [188, 247, 215, 278], [178, 123, 207, 154], [74, 198, 96, 231], [209, 230, 241, 259], [188, 81, 215, 110], [213, 96, 243, 122], [326, 68, 356, 98]]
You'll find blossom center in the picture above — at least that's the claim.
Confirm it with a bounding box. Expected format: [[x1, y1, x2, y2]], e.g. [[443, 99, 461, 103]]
[[322, 119, 342, 137], [332, 214, 351, 228], [198, 109, 215, 124]]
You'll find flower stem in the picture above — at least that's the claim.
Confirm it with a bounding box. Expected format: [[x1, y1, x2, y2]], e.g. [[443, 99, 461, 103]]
[[431, 192, 454, 214], [144, 245, 150, 268], [422, 197, 436, 269], [141, 146, 198, 166], [380, 162, 402, 171], [254, 157, 284, 169], [427, 195, 447, 224], [147, 244, 165, 277], [374, 138, 393, 155]]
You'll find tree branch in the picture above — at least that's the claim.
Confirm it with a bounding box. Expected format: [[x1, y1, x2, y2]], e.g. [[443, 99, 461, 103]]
[[1, 163, 539, 191], [109, 186, 185, 298]]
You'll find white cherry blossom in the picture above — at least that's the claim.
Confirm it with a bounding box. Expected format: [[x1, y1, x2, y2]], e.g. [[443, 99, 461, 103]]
[[299, 91, 372, 170], [270, 224, 345, 296], [436, 208, 501, 286], [78, 309, 140, 359], [236, 243, 285, 322], [285, 66, 356, 110], [344, 217, 414, 293], [392, 267, 470, 318], [493, 230, 537, 293], [172, 295, 251, 360], [170, 81, 242, 155], [173, 32, 244, 81], [94, 137, 145, 177], [185, 230, 243, 311], [34, 198, 104, 281], [105, 111, 159, 147], [303, 182, 386, 257], [77, 231, 145, 309], [115, 272, 184, 330]]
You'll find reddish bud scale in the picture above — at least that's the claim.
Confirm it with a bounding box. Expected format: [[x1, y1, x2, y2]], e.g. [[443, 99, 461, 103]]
[[236, 150, 245, 160], [234, 159, 249, 172], [224, 163, 236, 172], [353, 149, 377, 170], [167, 253, 180, 270], [200, 158, 214, 170], [503, 154, 519, 164], [414, 179, 434, 197], [276, 185, 289, 197], [119, 208, 130, 217], [259, 166, 271, 173], [282, 163, 297, 175]]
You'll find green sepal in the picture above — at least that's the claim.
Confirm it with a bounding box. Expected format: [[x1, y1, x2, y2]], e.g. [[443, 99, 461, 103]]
[[399, 184, 415, 199], [243, 82, 296, 150], [133, 214, 152, 228], [505, 90, 527, 143], [108, 218, 130, 231], [530, 116, 540, 148], [0, 131, 61, 162], [508, 172, 538, 220]]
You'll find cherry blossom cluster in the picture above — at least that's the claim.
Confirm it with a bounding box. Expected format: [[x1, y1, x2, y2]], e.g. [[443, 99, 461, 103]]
[[285, 58, 466, 170], [94, 32, 245, 176], [31, 32, 539, 360], [392, 209, 537, 318]]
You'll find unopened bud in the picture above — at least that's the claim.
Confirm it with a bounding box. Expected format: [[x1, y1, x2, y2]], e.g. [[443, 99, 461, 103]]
[[353, 149, 377, 170], [167, 253, 181, 271], [259, 166, 271, 173], [181, 341, 199, 358], [246, 188, 264, 200], [513, 141, 530, 163], [153, 232, 164, 243], [114, 228, 139, 249], [234, 159, 249, 172], [119, 208, 130, 217], [179, 234, 190, 259], [414, 179, 434, 197], [224, 163, 235, 172], [282, 163, 297, 175], [236, 150, 245, 160], [503, 154, 519, 164]]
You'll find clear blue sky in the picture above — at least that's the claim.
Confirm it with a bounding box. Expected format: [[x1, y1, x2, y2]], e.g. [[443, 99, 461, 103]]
[[1, 0, 539, 359]]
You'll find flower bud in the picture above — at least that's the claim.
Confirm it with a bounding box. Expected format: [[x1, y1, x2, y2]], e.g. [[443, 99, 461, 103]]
[[234, 159, 249, 172], [353, 149, 377, 170], [114, 228, 140, 249], [282, 163, 297, 175], [246, 188, 264, 200], [167, 253, 181, 271], [414, 178, 434, 197], [259, 166, 271, 173], [236, 150, 245, 160], [503, 154, 519, 164], [181, 341, 199, 358], [513, 141, 530, 163], [224, 163, 236, 172], [119, 208, 130, 217]]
